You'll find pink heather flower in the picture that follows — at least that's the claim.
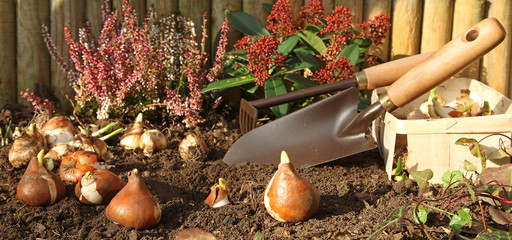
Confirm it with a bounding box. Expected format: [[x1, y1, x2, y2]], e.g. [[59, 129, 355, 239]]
[[20, 89, 55, 114], [266, 0, 296, 37], [312, 56, 354, 84], [247, 36, 285, 86], [299, 0, 325, 26], [356, 13, 391, 46], [207, 16, 230, 83]]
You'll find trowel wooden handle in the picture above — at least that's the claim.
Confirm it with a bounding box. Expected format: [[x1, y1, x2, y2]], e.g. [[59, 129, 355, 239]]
[[361, 52, 433, 90], [383, 18, 505, 110]]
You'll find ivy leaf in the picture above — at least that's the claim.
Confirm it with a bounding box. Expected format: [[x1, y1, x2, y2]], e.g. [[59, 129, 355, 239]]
[[264, 77, 289, 117], [442, 170, 463, 190], [455, 138, 486, 170], [296, 30, 327, 55], [463, 160, 478, 172], [277, 35, 299, 56], [475, 229, 512, 239], [449, 208, 472, 234], [202, 76, 256, 93], [229, 11, 270, 36], [409, 169, 433, 190], [413, 205, 430, 224]]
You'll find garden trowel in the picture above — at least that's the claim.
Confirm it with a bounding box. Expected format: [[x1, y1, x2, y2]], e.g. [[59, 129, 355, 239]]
[[223, 18, 506, 168], [238, 52, 433, 134]]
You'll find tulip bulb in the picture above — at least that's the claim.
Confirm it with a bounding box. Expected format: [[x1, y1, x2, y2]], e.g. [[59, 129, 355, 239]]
[[263, 151, 320, 222], [44, 144, 72, 162], [204, 178, 231, 208], [17, 150, 66, 206], [40, 116, 76, 148], [71, 134, 113, 160], [179, 133, 208, 161], [75, 169, 126, 205], [106, 169, 162, 229], [9, 124, 46, 168], [59, 150, 107, 183], [119, 113, 144, 150], [140, 129, 167, 157]]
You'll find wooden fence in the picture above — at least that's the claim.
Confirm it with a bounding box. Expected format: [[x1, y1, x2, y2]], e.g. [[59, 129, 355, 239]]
[[0, 0, 511, 112]]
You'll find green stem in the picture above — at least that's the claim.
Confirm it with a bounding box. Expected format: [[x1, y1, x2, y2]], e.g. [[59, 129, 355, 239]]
[[99, 128, 126, 141], [91, 121, 119, 137]]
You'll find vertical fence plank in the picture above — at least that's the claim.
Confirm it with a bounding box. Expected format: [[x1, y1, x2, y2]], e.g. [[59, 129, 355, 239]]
[[290, 0, 304, 21], [390, 0, 422, 59], [0, 0, 17, 107], [146, 0, 178, 18], [452, 0, 484, 79], [86, 0, 103, 39], [51, 0, 85, 112], [363, 0, 391, 61], [322, 0, 334, 15], [420, 0, 453, 53], [335, 0, 363, 24], [211, 0, 242, 51], [16, 0, 51, 104], [179, 0, 211, 54], [113, 0, 146, 25], [242, 0, 272, 28], [482, 0, 512, 96]]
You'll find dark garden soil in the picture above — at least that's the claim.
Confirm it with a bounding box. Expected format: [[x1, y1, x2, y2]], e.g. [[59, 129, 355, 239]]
[[0, 104, 506, 239]]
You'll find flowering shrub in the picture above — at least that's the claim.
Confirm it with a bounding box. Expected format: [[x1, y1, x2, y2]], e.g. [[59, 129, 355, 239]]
[[20, 88, 55, 115], [203, 0, 391, 117], [42, 0, 227, 127]]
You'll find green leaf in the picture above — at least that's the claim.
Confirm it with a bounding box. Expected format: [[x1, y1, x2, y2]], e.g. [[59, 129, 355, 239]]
[[229, 11, 270, 36], [463, 160, 478, 172], [351, 36, 373, 48], [296, 30, 327, 55], [410, 169, 433, 190], [475, 229, 512, 239], [264, 77, 289, 117], [43, 158, 54, 171], [277, 35, 299, 56], [455, 138, 487, 170], [202, 76, 256, 93], [449, 208, 472, 234], [283, 61, 314, 73], [284, 73, 318, 88], [338, 44, 359, 67], [413, 205, 430, 224], [392, 156, 403, 176], [293, 48, 320, 70], [305, 24, 322, 33], [368, 205, 408, 240], [442, 170, 463, 190]]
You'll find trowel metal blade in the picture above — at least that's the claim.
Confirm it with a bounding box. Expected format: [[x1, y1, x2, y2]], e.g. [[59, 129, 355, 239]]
[[223, 87, 378, 168]]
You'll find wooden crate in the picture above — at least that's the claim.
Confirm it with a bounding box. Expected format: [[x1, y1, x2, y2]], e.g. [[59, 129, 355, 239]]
[[371, 78, 512, 183]]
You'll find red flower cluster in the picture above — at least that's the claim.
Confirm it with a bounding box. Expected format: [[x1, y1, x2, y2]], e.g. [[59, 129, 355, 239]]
[[266, 0, 296, 37], [320, 5, 353, 37], [247, 36, 285, 86], [356, 13, 392, 45], [312, 57, 354, 84], [299, 0, 325, 26]]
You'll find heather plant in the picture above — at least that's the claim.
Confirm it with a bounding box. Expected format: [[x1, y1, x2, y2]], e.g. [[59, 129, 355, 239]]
[[202, 0, 391, 117], [42, 0, 227, 127]]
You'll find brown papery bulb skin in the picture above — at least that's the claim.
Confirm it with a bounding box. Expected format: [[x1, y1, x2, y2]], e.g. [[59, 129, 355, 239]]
[[106, 169, 162, 229], [40, 116, 76, 148], [140, 129, 167, 157], [59, 150, 101, 183], [9, 124, 46, 168], [72, 135, 113, 160], [179, 133, 209, 161], [119, 113, 144, 150], [264, 151, 320, 223], [75, 169, 126, 205], [17, 152, 66, 206], [204, 178, 231, 208]]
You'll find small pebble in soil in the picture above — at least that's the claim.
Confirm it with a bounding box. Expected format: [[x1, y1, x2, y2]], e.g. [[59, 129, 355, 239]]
[[222, 215, 235, 225]]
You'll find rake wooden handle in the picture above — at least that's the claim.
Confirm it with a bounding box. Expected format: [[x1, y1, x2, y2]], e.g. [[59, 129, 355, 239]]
[[362, 52, 432, 90], [384, 18, 506, 110]]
